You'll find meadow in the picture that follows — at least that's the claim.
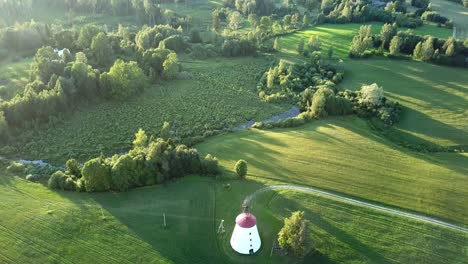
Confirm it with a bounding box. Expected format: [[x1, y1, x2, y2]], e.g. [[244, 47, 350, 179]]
[[430, 0, 468, 39], [6, 56, 289, 164], [0, 57, 32, 101], [278, 23, 452, 58], [340, 58, 468, 148], [1, 167, 466, 264], [197, 116, 468, 225]]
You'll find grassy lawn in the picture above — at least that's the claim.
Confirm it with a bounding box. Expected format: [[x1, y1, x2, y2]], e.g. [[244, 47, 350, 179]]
[[197, 116, 468, 225], [0, 57, 32, 101], [340, 57, 468, 147], [430, 0, 468, 39], [1, 171, 466, 263], [8, 56, 289, 164], [278, 23, 452, 58]]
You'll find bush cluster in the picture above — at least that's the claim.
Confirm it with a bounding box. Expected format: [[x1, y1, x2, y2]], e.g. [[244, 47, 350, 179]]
[[257, 53, 344, 105], [47, 129, 221, 192]]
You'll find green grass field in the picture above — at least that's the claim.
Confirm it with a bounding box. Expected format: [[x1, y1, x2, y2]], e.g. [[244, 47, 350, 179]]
[[430, 0, 468, 39], [0, 57, 32, 101], [7, 56, 289, 164], [340, 58, 468, 148], [278, 23, 452, 58], [197, 116, 468, 225], [1, 169, 466, 263]]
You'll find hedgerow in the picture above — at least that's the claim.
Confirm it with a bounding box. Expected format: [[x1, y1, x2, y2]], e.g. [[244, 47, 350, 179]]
[[48, 128, 222, 192]]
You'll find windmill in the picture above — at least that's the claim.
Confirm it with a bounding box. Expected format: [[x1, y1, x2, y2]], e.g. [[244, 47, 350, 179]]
[[230, 203, 261, 255]]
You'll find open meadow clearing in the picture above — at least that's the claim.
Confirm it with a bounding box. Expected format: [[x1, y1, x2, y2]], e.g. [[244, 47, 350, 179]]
[[340, 58, 468, 148], [430, 0, 468, 39], [197, 117, 468, 225], [1, 169, 466, 264]]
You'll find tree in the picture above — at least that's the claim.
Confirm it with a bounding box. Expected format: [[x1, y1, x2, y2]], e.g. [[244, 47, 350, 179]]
[[359, 83, 384, 106], [389, 35, 401, 55], [307, 35, 321, 52], [248, 14, 259, 28], [160, 121, 171, 140], [327, 47, 334, 59], [234, 159, 247, 178], [91, 32, 114, 67], [273, 37, 281, 51], [443, 37, 455, 56], [81, 156, 112, 192], [100, 60, 148, 99], [212, 10, 221, 32], [278, 211, 310, 257], [190, 28, 203, 43], [133, 128, 148, 149], [420, 37, 434, 61], [66, 159, 81, 178], [380, 23, 397, 48], [0, 111, 7, 141], [111, 154, 136, 191], [296, 39, 305, 54], [302, 14, 310, 27], [413, 41, 423, 59], [229, 11, 243, 30], [77, 24, 101, 49], [162, 53, 180, 80], [31, 46, 64, 83]]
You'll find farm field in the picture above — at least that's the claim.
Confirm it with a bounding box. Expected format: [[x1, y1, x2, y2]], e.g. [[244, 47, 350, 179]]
[[340, 58, 468, 148], [6, 56, 289, 164], [1, 169, 466, 264], [278, 23, 452, 57], [197, 116, 468, 225]]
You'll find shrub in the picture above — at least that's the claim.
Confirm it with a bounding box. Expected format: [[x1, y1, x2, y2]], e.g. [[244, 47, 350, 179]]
[[66, 159, 81, 178], [48, 170, 74, 190], [421, 11, 449, 24], [81, 157, 112, 192], [278, 211, 310, 257], [235, 160, 248, 178], [202, 154, 221, 175], [359, 83, 384, 106], [158, 35, 188, 52], [6, 162, 25, 174], [110, 154, 136, 191]]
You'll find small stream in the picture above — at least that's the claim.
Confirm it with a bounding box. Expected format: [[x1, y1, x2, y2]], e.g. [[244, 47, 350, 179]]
[[233, 106, 300, 131]]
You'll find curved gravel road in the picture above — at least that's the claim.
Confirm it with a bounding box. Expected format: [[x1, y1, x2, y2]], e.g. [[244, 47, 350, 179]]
[[244, 185, 468, 233]]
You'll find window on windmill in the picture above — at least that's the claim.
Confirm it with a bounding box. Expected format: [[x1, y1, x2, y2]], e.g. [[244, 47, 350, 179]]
[[250, 239, 252, 241], [249, 232, 251, 235], [250, 245, 252, 247]]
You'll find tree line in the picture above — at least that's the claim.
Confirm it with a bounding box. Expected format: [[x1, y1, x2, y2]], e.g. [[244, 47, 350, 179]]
[[47, 128, 222, 192], [349, 24, 468, 67]]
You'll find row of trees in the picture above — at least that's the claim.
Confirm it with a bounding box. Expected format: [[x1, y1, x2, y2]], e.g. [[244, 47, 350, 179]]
[[348, 24, 468, 67], [48, 128, 222, 192]]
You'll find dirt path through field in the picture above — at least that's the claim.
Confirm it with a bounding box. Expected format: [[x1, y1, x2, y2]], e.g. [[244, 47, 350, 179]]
[[244, 185, 468, 233]]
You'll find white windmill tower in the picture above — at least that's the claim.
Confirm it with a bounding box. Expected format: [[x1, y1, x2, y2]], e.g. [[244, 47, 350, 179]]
[[230, 205, 261, 255]]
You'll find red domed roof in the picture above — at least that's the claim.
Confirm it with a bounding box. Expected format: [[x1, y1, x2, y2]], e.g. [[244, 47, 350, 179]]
[[236, 213, 257, 228]]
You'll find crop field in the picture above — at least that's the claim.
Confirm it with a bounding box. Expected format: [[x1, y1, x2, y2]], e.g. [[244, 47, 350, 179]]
[[0, 57, 32, 101], [7, 56, 289, 164], [1, 168, 466, 264], [278, 23, 452, 58], [340, 58, 468, 148], [197, 116, 468, 225]]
